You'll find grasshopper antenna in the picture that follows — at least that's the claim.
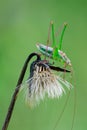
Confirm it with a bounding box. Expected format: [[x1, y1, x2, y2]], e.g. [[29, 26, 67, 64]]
[[51, 21, 56, 47], [47, 21, 52, 46]]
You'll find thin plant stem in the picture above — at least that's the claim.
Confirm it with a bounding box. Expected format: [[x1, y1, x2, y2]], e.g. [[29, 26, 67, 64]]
[[2, 53, 41, 130]]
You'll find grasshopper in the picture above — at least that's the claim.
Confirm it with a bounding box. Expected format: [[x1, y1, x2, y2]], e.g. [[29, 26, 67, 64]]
[[36, 21, 71, 66]]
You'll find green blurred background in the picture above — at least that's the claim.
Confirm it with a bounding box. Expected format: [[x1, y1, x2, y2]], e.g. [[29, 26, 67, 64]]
[[0, 0, 87, 130]]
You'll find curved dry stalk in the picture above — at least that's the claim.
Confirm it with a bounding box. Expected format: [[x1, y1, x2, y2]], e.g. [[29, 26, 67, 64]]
[[2, 53, 41, 130]]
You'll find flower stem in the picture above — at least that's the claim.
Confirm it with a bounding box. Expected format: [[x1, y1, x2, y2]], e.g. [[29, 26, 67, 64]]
[[2, 53, 41, 130]]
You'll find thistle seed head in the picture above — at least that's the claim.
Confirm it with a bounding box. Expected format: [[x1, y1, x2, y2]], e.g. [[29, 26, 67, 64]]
[[23, 61, 72, 107]]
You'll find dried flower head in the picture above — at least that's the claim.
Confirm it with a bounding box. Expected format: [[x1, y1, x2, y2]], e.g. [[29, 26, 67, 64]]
[[24, 60, 72, 107]]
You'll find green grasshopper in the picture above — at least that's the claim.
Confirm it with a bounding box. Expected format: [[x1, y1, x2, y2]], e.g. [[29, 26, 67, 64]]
[[36, 21, 71, 66], [36, 22, 75, 130]]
